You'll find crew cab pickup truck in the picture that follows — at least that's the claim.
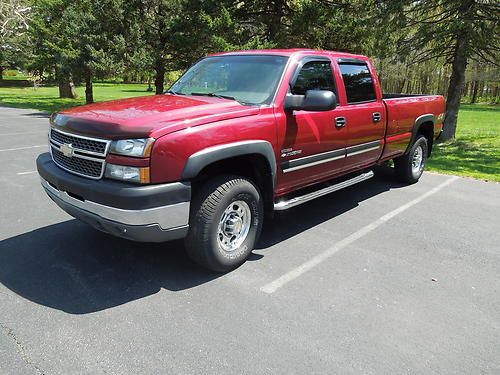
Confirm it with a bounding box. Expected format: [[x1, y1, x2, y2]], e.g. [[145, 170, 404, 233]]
[[37, 49, 445, 272]]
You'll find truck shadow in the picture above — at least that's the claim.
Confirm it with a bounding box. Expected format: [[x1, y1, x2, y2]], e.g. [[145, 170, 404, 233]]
[[257, 168, 402, 249], [0, 168, 404, 314]]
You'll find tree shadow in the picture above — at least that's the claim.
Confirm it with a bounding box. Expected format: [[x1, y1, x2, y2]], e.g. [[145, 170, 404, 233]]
[[0, 170, 404, 315]]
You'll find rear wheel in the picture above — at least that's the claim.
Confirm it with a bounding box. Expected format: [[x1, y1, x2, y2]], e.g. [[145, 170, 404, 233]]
[[185, 175, 263, 272], [394, 135, 428, 184]]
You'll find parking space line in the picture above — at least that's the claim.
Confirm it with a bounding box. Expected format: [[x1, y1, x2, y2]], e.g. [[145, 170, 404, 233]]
[[17, 171, 37, 175], [260, 175, 459, 294], [1, 131, 47, 136], [0, 145, 46, 152]]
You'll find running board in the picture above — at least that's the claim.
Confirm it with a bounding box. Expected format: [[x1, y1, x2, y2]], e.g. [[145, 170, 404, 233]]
[[273, 171, 374, 211]]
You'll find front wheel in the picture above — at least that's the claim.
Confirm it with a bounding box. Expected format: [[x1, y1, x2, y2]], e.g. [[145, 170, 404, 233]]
[[394, 135, 428, 184], [185, 175, 263, 272]]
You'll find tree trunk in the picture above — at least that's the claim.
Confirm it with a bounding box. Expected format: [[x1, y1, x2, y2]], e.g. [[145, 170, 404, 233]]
[[154, 59, 165, 95], [471, 80, 479, 104], [56, 66, 77, 99], [441, 0, 474, 142], [268, 0, 285, 41], [58, 81, 78, 99], [441, 38, 468, 141], [0, 66, 4, 82], [85, 73, 94, 104]]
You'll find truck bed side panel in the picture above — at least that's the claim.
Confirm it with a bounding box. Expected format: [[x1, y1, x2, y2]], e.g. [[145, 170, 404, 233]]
[[382, 95, 445, 160]]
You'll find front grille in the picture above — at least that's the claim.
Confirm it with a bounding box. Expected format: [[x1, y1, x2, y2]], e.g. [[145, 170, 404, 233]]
[[51, 147, 104, 178], [49, 128, 110, 179], [50, 128, 108, 156]]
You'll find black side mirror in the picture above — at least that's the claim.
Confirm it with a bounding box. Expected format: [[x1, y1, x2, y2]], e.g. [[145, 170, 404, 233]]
[[284, 90, 337, 112]]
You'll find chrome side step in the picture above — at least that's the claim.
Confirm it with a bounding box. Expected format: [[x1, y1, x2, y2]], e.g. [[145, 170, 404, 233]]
[[273, 171, 374, 211]]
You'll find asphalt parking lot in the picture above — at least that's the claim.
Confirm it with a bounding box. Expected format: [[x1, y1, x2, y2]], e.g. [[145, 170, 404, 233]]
[[0, 106, 499, 374]]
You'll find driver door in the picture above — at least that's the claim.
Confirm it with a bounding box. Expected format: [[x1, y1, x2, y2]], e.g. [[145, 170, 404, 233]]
[[276, 58, 348, 194]]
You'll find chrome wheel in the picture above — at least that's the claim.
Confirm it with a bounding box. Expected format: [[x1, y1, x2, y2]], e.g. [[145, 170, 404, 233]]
[[217, 200, 252, 252], [411, 145, 424, 175]]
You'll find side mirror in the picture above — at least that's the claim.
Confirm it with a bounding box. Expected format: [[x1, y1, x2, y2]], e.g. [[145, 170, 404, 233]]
[[284, 90, 337, 112]]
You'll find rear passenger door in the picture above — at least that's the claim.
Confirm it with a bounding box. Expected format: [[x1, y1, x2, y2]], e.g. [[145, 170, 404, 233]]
[[336, 60, 385, 171]]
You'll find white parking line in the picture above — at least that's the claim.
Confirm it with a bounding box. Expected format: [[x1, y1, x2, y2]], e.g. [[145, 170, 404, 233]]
[[260, 175, 459, 294], [0, 145, 46, 152], [1, 131, 47, 136], [17, 171, 37, 175]]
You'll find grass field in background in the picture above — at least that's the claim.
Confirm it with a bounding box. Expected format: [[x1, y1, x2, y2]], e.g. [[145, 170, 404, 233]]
[[0, 83, 154, 113], [0, 83, 498, 181], [427, 104, 499, 182]]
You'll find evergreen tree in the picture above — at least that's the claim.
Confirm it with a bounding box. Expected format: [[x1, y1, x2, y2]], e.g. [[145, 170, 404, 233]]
[[381, 0, 499, 141]]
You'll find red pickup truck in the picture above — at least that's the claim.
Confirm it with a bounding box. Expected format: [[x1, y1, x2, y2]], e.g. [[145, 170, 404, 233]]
[[37, 49, 445, 272]]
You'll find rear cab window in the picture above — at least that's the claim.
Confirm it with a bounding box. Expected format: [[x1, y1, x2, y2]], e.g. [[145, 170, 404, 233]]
[[338, 62, 377, 104]]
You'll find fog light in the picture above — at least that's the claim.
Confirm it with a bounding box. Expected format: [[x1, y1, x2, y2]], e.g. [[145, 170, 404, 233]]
[[105, 164, 150, 183]]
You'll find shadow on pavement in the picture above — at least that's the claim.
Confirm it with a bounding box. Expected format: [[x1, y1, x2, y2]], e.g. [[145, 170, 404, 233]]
[[258, 168, 403, 248], [0, 169, 403, 314], [22, 111, 51, 118], [0, 105, 51, 118]]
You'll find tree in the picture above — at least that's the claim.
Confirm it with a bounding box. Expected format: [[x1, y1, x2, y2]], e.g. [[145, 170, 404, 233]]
[[65, 0, 126, 103], [0, 0, 31, 81], [129, 0, 223, 94], [29, 0, 79, 98], [284, 0, 376, 52], [381, 0, 499, 141], [30, 0, 126, 102]]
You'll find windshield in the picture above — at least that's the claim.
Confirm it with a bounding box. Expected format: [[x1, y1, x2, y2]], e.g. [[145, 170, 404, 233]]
[[169, 55, 288, 105]]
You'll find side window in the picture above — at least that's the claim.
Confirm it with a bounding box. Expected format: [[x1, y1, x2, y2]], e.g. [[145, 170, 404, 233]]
[[338, 63, 376, 104], [291, 61, 336, 95]]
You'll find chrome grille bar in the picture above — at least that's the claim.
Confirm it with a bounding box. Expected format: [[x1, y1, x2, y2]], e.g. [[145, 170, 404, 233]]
[[49, 128, 111, 180]]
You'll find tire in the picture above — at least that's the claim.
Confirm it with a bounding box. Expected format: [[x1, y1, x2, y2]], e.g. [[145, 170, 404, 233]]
[[394, 135, 428, 184], [185, 175, 264, 272]]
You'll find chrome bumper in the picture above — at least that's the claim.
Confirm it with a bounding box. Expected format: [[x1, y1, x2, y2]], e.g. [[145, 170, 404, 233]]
[[41, 177, 190, 242]]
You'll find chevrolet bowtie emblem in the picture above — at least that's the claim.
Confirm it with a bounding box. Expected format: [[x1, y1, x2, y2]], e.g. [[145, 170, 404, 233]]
[[60, 143, 74, 158]]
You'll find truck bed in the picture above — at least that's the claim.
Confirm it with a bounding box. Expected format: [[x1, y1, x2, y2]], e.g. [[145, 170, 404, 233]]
[[381, 94, 446, 160]]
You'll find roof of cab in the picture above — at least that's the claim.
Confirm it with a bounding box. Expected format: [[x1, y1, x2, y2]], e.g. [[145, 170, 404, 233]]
[[209, 48, 369, 61]]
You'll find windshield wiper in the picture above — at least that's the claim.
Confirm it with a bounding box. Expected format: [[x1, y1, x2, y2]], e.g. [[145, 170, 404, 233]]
[[190, 92, 237, 101], [166, 90, 185, 95]]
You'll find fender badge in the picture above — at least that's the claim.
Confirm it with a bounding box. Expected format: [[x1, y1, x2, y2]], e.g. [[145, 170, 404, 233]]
[[281, 148, 302, 158]]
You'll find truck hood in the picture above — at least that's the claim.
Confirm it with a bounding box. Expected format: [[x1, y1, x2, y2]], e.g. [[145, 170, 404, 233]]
[[53, 94, 261, 139]]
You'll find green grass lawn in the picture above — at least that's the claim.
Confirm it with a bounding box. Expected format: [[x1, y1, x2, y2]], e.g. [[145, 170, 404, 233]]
[[427, 104, 499, 182], [0, 83, 498, 181], [0, 82, 154, 113]]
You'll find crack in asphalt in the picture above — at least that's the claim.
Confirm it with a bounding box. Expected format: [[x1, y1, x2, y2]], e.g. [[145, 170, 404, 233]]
[[0, 322, 45, 375]]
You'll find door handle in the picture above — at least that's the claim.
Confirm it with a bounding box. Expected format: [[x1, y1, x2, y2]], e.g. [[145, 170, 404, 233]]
[[335, 117, 347, 128], [373, 112, 382, 123]]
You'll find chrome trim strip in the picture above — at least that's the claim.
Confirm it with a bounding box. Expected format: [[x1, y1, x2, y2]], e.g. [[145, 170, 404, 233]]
[[50, 142, 105, 163], [50, 145, 105, 180], [274, 171, 374, 210], [283, 154, 345, 173], [49, 137, 107, 158], [346, 145, 380, 157], [50, 127, 111, 156], [282, 148, 346, 173], [345, 140, 381, 157], [41, 177, 190, 230]]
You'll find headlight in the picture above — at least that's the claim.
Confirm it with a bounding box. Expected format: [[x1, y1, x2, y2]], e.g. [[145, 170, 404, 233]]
[[109, 138, 155, 157], [105, 164, 150, 183]]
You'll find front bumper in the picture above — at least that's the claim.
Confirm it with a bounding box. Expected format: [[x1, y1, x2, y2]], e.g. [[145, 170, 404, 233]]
[[37, 153, 190, 242]]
